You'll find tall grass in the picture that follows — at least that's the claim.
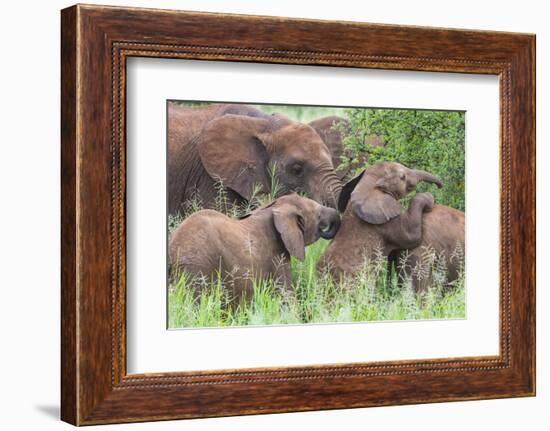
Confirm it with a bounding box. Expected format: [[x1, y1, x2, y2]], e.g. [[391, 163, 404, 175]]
[[168, 238, 465, 329]]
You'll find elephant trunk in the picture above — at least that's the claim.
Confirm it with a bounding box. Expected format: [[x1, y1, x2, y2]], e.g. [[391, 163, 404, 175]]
[[319, 207, 341, 239], [412, 169, 444, 188], [321, 174, 343, 209], [308, 163, 343, 209]]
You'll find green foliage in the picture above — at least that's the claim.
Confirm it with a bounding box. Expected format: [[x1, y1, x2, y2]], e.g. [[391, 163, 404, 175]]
[[341, 108, 465, 211]]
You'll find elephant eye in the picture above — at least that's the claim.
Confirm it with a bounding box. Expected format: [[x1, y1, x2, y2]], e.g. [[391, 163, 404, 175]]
[[289, 162, 304, 176], [400, 174, 406, 181]]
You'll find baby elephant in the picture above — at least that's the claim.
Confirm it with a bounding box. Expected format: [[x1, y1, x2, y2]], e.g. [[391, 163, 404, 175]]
[[319, 161, 442, 280], [169, 194, 341, 305], [394, 205, 465, 292]]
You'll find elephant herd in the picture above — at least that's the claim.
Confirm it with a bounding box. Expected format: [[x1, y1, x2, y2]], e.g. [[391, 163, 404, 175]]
[[168, 103, 465, 305]]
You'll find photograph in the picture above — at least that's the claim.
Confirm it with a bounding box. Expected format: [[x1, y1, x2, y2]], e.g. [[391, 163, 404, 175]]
[[167, 101, 466, 329]]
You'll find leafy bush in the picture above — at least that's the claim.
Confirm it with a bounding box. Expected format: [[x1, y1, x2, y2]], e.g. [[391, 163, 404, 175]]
[[340, 108, 465, 211]]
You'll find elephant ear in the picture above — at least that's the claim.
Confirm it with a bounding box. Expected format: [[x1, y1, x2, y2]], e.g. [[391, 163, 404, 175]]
[[350, 175, 402, 225], [197, 114, 271, 200], [272, 203, 305, 261], [309, 116, 348, 169], [338, 170, 365, 212]]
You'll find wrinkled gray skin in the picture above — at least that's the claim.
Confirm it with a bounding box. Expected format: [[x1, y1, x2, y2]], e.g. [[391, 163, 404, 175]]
[[168, 104, 342, 215], [393, 205, 465, 292], [169, 194, 341, 305], [318, 161, 443, 280]]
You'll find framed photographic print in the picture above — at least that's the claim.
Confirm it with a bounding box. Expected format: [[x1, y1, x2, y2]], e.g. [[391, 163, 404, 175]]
[[61, 4, 535, 425]]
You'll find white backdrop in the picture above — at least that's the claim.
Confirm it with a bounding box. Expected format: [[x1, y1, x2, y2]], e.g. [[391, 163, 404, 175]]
[[0, 0, 547, 430], [126, 59, 500, 373]]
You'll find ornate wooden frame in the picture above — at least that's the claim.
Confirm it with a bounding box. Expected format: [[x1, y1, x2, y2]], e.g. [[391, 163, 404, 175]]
[[61, 4, 536, 425]]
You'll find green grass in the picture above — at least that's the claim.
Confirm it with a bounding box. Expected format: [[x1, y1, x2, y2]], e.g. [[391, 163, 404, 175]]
[[168, 239, 465, 329]]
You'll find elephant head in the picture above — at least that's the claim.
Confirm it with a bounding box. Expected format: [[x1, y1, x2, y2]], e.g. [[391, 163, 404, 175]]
[[271, 194, 341, 261], [196, 113, 342, 208], [338, 161, 443, 224]]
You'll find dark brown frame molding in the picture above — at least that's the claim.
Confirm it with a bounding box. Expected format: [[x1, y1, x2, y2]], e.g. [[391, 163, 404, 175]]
[[61, 4, 536, 425]]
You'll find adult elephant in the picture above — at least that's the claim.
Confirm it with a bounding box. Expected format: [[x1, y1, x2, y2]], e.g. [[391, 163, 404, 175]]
[[168, 103, 342, 215], [318, 161, 443, 281]]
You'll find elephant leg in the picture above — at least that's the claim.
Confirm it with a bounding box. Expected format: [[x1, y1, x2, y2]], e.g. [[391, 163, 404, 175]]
[[386, 250, 400, 291], [394, 248, 428, 293], [272, 257, 294, 298]]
